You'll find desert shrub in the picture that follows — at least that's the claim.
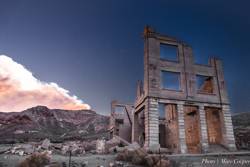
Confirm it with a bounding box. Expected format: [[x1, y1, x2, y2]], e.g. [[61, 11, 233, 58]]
[[18, 153, 50, 167]]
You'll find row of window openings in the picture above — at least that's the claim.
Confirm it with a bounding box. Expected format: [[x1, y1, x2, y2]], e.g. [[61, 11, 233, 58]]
[[161, 71, 214, 94], [160, 43, 210, 65]]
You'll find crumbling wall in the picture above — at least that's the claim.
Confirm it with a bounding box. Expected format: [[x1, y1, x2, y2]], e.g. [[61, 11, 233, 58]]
[[109, 101, 133, 143], [133, 108, 145, 147]]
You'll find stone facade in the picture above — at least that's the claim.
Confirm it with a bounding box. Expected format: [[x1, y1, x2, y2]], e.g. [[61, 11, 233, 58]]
[[110, 26, 236, 154], [132, 26, 236, 154]]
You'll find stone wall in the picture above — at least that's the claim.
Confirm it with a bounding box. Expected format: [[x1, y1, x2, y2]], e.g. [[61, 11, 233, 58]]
[[132, 27, 236, 154]]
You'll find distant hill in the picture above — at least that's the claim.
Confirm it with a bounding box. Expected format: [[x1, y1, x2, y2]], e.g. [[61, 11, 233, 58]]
[[0, 106, 109, 143], [232, 112, 250, 150]]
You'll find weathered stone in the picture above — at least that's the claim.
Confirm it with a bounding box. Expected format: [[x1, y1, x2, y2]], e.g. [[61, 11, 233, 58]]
[[96, 139, 106, 154], [145, 155, 155, 167], [151, 155, 160, 165], [126, 142, 140, 150], [61, 145, 69, 155], [41, 138, 51, 150], [22, 144, 34, 154], [154, 159, 170, 167], [18, 150, 24, 156], [116, 152, 126, 161]]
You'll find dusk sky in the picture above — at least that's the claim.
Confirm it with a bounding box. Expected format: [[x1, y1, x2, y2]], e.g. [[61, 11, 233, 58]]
[[0, 0, 249, 114]]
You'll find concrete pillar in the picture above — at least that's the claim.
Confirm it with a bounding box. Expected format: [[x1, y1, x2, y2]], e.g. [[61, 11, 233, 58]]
[[199, 104, 209, 153], [213, 58, 230, 104], [222, 105, 237, 151], [145, 98, 159, 147], [177, 103, 187, 153], [183, 45, 196, 99]]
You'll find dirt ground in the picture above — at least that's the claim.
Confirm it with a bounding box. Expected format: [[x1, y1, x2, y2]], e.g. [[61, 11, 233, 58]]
[[0, 154, 117, 167]]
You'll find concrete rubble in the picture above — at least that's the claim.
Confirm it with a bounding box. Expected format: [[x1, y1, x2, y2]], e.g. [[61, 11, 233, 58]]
[[41, 138, 51, 150], [1, 139, 98, 156], [96, 138, 106, 154], [114, 142, 171, 167]]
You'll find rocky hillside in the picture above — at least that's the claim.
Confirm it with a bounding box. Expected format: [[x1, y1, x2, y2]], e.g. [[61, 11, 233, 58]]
[[232, 112, 250, 150], [0, 106, 109, 143]]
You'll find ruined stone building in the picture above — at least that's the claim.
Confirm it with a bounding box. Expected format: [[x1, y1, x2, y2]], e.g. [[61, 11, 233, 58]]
[[110, 27, 236, 154], [109, 100, 133, 143]]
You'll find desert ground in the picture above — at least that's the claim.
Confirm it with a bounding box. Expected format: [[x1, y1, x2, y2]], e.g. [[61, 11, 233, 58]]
[[0, 153, 116, 167]]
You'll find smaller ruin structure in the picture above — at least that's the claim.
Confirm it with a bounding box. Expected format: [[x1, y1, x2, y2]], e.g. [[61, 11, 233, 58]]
[[109, 100, 133, 143]]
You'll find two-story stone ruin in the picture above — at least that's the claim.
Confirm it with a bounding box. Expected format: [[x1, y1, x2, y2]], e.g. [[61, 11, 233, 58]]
[[110, 27, 236, 154]]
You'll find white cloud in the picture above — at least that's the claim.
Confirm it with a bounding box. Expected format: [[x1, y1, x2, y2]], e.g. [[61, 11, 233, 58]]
[[0, 55, 91, 112]]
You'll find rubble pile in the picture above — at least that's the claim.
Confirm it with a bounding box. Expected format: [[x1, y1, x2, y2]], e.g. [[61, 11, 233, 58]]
[[106, 137, 121, 150], [112, 142, 170, 167], [95, 137, 127, 154], [1, 139, 97, 156], [4, 144, 38, 156], [96, 138, 106, 154]]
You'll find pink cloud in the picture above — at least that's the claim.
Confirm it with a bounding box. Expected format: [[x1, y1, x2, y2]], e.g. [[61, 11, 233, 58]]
[[0, 55, 91, 112]]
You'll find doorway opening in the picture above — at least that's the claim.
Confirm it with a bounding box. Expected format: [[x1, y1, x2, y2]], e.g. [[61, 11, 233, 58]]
[[184, 106, 201, 153], [205, 107, 223, 145]]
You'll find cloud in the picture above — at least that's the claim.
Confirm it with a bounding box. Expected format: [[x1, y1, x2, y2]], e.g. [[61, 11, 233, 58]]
[[0, 55, 91, 112]]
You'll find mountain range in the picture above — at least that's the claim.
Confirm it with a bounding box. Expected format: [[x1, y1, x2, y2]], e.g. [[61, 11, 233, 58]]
[[232, 112, 250, 150], [0, 106, 109, 143]]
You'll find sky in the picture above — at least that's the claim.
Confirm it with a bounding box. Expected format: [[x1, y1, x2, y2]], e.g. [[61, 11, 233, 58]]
[[0, 0, 249, 114]]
